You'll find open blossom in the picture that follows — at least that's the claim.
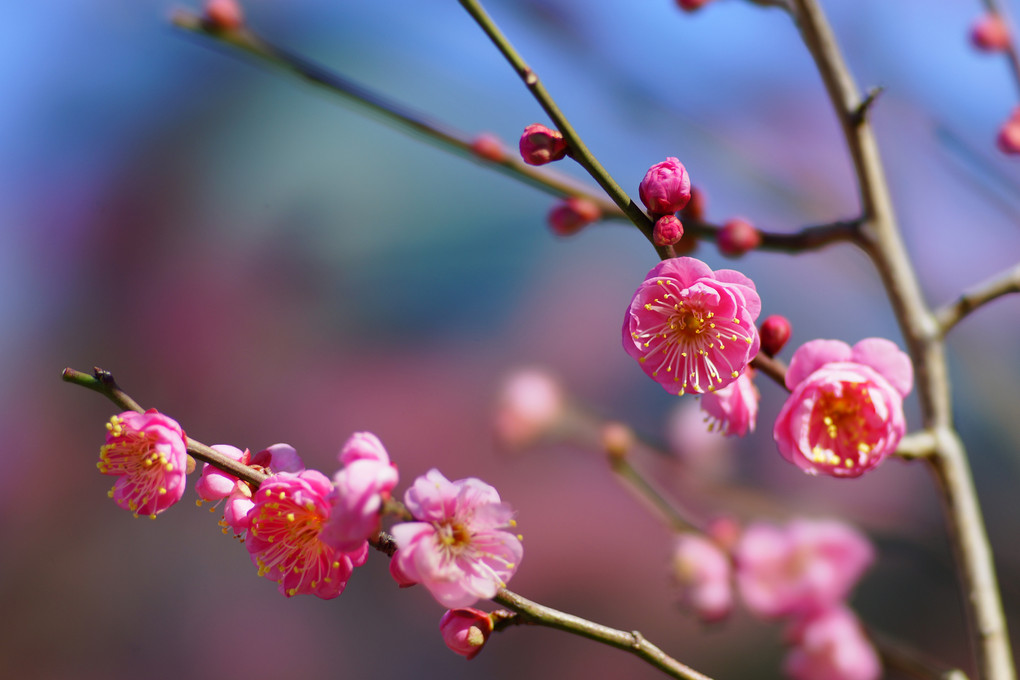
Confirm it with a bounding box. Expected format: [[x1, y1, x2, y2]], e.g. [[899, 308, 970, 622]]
[[623, 257, 761, 395], [671, 533, 733, 622], [195, 443, 304, 535], [440, 608, 494, 660], [391, 469, 523, 608], [247, 470, 368, 599], [784, 606, 881, 680], [700, 369, 759, 437], [773, 338, 913, 478], [98, 410, 188, 518], [735, 519, 874, 620], [320, 432, 399, 552]]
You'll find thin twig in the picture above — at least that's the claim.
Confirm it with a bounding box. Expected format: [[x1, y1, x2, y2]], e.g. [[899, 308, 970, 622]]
[[980, 0, 1020, 98], [62, 367, 268, 487], [935, 262, 1020, 337], [492, 588, 715, 680]]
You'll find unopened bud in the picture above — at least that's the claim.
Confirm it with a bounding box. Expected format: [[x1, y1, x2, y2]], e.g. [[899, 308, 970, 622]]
[[440, 608, 494, 660], [519, 123, 568, 165], [676, 0, 713, 11], [204, 0, 244, 31], [639, 157, 692, 215], [759, 315, 792, 357], [470, 133, 507, 163], [971, 14, 1011, 52], [601, 421, 634, 462], [997, 108, 1020, 155], [653, 214, 685, 247], [547, 197, 601, 236], [717, 218, 761, 257]]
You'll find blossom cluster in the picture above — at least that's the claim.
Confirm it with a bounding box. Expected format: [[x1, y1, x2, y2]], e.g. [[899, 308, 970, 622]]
[[672, 518, 880, 680], [97, 414, 522, 607]]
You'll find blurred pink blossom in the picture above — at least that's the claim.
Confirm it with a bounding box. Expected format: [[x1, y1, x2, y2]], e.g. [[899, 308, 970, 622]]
[[320, 432, 399, 552], [773, 338, 912, 478], [676, 0, 713, 11], [717, 218, 761, 258], [493, 368, 565, 450], [547, 197, 601, 236], [469, 132, 507, 163], [671, 533, 733, 622], [439, 608, 494, 660], [623, 257, 761, 395], [997, 107, 1020, 155], [246, 470, 368, 599], [784, 606, 881, 680], [391, 469, 523, 608], [98, 410, 188, 518], [639, 157, 692, 215], [970, 13, 1011, 52], [735, 519, 874, 619], [700, 369, 759, 437], [204, 0, 244, 31]]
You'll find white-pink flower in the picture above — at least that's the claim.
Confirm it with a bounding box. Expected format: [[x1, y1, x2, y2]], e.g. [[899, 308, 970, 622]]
[[671, 533, 733, 622], [98, 410, 188, 518], [735, 519, 874, 620], [623, 257, 761, 395], [784, 606, 881, 680], [773, 338, 912, 478], [320, 432, 399, 552], [195, 443, 304, 536], [391, 469, 523, 608], [700, 369, 759, 437], [493, 369, 565, 450]]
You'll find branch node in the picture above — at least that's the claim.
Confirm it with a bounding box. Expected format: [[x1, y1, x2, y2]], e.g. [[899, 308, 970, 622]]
[[851, 86, 884, 126]]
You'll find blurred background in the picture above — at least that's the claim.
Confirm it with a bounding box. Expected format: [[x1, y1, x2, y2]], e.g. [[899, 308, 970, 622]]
[[1, 0, 1019, 678]]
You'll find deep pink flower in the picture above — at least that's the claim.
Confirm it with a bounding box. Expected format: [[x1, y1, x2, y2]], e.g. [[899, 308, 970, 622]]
[[653, 214, 685, 247], [639, 157, 692, 215], [519, 123, 568, 165], [246, 470, 368, 599], [735, 519, 874, 620], [671, 533, 733, 622], [622, 257, 761, 395], [196, 443, 304, 535], [391, 469, 523, 608], [971, 14, 1010, 52], [700, 369, 759, 437], [784, 606, 881, 680], [98, 410, 188, 518], [773, 338, 912, 478], [440, 608, 495, 660], [547, 197, 601, 236], [320, 432, 399, 552]]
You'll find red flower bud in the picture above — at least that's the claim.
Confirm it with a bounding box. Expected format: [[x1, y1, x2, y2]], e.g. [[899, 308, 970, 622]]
[[759, 315, 792, 357], [519, 124, 568, 165], [717, 218, 761, 257]]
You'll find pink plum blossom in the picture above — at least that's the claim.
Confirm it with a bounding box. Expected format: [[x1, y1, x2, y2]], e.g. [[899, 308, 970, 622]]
[[623, 256, 761, 395], [195, 443, 304, 536], [639, 157, 692, 215], [246, 470, 369, 599], [671, 533, 733, 622], [784, 606, 881, 680], [653, 214, 685, 247], [391, 469, 523, 608], [98, 410, 188, 518], [699, 369, 759, 437], [773, 338, 912, 478], [439, 608, 494, 660], [320, 432, 399, 552], [735, 519, 874, 620]]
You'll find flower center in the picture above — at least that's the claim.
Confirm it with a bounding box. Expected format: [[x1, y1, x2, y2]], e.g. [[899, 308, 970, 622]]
[[808, 382, 880, 471], [437, 520, 473, 553]]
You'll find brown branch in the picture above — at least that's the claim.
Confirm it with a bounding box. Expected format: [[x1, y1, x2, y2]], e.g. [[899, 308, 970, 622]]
[[935, 262, 1020, 337]]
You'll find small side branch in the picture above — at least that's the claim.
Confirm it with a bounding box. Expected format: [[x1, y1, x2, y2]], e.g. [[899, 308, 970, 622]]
[[492, 588, 715, 680], [935, 262, 1020, 337]]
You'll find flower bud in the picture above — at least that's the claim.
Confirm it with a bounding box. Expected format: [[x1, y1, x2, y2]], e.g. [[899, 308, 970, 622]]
[[681, 186, 706, 222], [547, 197, 601, 236], [440, 608, 494, 660], [653, 214, 685, 247], [470, 133, 507, 163], [204, 0, 244, 31], [759, 315, 792, 357], [676, 0, 713, 11], [639, 157, 692, 215], [519, 123, 568, 165], [717, 218, 761, 257], [971, 14, 1010, 52], [997, 109, 1020, 155]]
